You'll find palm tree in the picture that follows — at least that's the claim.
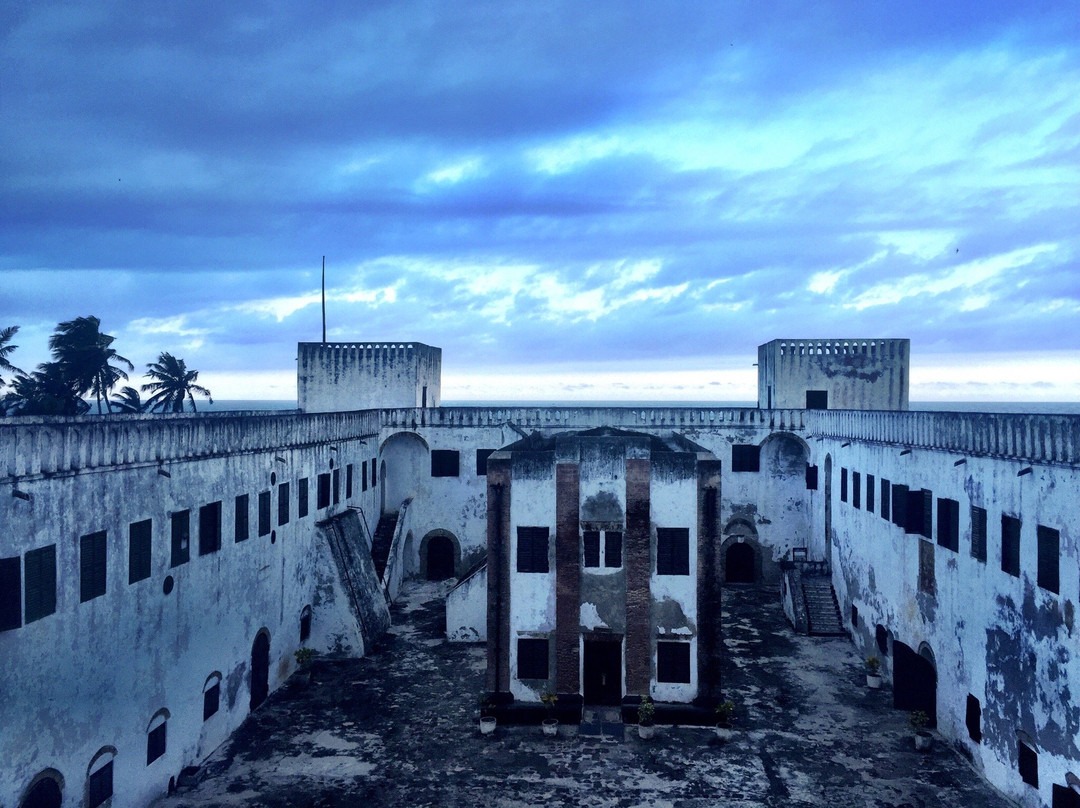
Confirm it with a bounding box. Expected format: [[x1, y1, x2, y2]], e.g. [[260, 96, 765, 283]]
[[142, 352, 213, 413], [1, 362, 90, 416], [109, 386, 146, 414], [48, 316, 133, 413], [0, 325, 22, 388]]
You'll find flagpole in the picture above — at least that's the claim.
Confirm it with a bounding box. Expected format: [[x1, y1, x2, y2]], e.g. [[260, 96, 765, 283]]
[[321, 256, 326, 343]]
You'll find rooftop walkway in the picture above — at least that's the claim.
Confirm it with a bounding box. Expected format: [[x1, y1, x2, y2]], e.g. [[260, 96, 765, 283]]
[[155, 581, 1011, 808]]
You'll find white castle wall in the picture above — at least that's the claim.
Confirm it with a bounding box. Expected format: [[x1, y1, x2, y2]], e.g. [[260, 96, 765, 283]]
[[297, 342, 441, 413]]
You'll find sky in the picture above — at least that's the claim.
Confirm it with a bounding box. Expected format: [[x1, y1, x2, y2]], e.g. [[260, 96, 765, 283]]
[[2, 1, 1079, 403]]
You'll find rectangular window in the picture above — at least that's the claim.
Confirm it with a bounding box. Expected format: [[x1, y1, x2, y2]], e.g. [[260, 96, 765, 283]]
[[258, 492, 271, 536], [657, 527, 690, 575], [904, 489, 929, 535], [966, 694, 982, 743], [317, 473, 331, 509], [1019, 739, 1039, 787], [371, 458, 377, 486], [278, 482, 290, 526], [346, 464, 353, 499], [517, 638, 549, 680], [840, 468, 848, 503], [78, 535, 109, 604], [866, 474, 875, 514], [583, 530, 600, 567], [805, 464, 818, 490], [919, 489, 933, 538], [129, 519, 152, 583], [0, 556, 21, 631], [517, 527, 550, 573], [171, 510, 190, 567], [362, 462, 368, 491], [918, 539, 935, 595], [605, 531, 623, 568], [880, 478, 891, 521], [431, 450, 460, 477], [971, 506, 987, 562], [891, 483, 908, 528], [234, 494, 250, 542], [1037, 525, 1060, 594], [937, 498, 960, 552], [731, 444, 760, 472], [476, 449, 495, 476], [805, 390, 828, 410], [853, 472, 861, 509], [203, 683, 220, 721], [297, 478, 309, 518], [332, 468, 340, 504], [657, 641, 691, 683], [199, 501, 222, 555], [24, 545, 56, 623], [147, 723, 166, 765], [87, 761, 113, 808], [1002, 514, 1021, 577]]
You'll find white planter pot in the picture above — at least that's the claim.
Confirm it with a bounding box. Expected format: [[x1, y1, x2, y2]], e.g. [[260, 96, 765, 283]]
[[914, 731, 933, 751], [866, 673, 882, 689], [479, 717, 496, 736], [542, 719, 558, 737], [715, 723, 733, 741], [638, 724, 656, 740]]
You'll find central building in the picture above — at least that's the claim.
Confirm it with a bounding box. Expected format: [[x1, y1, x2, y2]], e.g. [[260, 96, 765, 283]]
[[484, 427, 722, 721]]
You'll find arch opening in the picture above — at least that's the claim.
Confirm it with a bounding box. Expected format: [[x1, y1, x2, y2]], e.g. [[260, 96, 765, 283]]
[[725, 542, 755, 583], [893, 640, 937, 726], [20, 771, 63, 808], [250, 630, 270, 711]]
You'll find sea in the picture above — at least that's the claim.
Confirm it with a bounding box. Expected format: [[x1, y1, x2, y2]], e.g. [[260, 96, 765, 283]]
[[197, 400, 1080, 415]]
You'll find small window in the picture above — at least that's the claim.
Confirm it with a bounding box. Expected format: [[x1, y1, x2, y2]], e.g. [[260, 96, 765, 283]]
[[1019, 737, 1039, 787], [880, 478, 891, 521], [87, 755, 114, 808], [234, 494, 250, 542], [866, 474, 875, 513], [657, 528, 690, 575], [937, 498, 960, 552], [840, 468, 848, 503], [278, 483, 290, 526], [918, 539, 935, 595], [971, 506, 987, 562], [171, 510, 191, 567], [297, 478, 309, 519], [805, 464, 818, 490], [806, 390, 828, 409], [80, 531, 107, 603], [966, 694, 982, 743], [23, 545, 56, 623], [731, 444, 760, 472], [0, 556, 21, 631], [657, 641, 691, 683], [1002, 514, 1021, 577], [371, 458, 377, 486], [851, 603, 859, 627], [332, 469, 340, 504], [147, 714, 167, 765], [362, 462, 368, 492], [476, 449, 495, 476], [605, 531, 623, 568], [317, 473, 331, 509], [891, 483, 908, 528], [129, 519, 152, 583], [517, 638, 549, 680], [853, 472, 861, 509], [517, 527, 549, 573], [346, 464, 354, 499], [203, 675, 221, 721], [875, 624, 888, 655], [1037, 525, 1060, 594], [431, 450, 460, 477], [258, 492, 271, 537], [199, 501, 222, 555], [583, 530, 600, 568], [300, 605, 312, 642]]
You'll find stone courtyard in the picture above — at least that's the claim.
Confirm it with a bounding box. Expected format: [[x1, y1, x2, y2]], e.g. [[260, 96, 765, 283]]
[[154, 581, 1011, 808]]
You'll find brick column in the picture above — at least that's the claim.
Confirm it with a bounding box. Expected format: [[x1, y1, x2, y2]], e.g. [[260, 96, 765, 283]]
[[696, 458, 722, 703], [486, 458, 512, 693], [624, 458, 651, 695], [555, 462, 581, 693]]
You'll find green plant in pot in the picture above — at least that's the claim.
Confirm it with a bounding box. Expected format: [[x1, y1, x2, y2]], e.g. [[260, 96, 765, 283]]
[[714, 700, 735, 741], [541, 691, 559, 737], [910, 710, 932, 751], [478, 692, 498, 736], [865, 656, 882, 689], [294, 647, 316, 686], [637, 695, 657, 740]]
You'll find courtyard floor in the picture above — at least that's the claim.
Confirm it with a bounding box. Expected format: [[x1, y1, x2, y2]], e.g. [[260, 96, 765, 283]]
[[154, 581, 1012, 808]]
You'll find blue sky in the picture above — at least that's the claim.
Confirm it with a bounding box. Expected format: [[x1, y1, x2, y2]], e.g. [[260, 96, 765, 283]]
[[2, 1, 1079, 401]]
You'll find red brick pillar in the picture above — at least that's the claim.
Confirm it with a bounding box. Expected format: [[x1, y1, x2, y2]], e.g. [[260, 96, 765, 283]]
[[624, 458, 652, 695], [555, 463, 581, 693], [696, 458, 722, 702], [486, 457, 512, 693]]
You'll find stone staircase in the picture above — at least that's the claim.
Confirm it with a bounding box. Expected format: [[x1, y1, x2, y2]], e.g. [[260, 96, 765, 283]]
[[802, 576, 846, 636], [371, 512, 398, 580]]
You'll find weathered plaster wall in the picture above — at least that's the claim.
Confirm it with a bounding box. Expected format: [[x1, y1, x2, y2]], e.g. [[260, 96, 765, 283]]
[[446, 564, 487, 642], [297, 342, 441, 413]]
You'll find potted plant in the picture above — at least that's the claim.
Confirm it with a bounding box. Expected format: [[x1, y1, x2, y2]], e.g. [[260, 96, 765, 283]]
[[541, 691, 559, 736], [478, 693, 497, 736], [865, 656, 882, 689], [714, 700, 735, 741], [294, 647, 315, 686], [637, 695, 656, 740], [910, 710, 932, 751]]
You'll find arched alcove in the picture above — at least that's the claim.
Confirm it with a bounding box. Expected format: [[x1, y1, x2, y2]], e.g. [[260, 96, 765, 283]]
[[250, 629, 271, 711], [419, 529, 461, 581], [379, 432, 428, 515], [20, 769, 64, 808]]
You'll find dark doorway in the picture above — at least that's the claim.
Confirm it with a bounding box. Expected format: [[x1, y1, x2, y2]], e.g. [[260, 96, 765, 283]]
[[250, 632, 270, 711], [426, 535, 454, 581], [21, 777, 62, 808], [583, 639, 622, 706], [725, 542, 755, 583], [893, 641, 936, 726]]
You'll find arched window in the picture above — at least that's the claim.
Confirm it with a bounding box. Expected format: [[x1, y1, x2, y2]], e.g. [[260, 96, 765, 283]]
[[146, 709, 169, 765], [87, 747, 116, 808], [203, 673, 222, 721], [19, 770, 64, 808], [300, 605, 312, 643]]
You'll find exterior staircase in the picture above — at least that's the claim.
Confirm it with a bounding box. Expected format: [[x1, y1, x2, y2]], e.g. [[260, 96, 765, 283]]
[[802, 576, 846, 636], [371, 512, 398, 580]]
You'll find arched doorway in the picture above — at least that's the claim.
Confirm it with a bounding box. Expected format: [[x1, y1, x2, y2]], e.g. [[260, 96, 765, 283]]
[[893, 641, 937, 726], [20, 772, 62, 808], [379, 432, 428, 516], [725, 542, 755, 583], [250, 630, 270, 711], [426, 535, 455, 580]]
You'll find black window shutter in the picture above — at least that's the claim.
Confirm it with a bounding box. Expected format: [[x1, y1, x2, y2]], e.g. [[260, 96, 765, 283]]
[[605, 531, 622, 568], [0, 557, 21, 630], [24, 545, 56, 622], [583, 531, 600, 567]]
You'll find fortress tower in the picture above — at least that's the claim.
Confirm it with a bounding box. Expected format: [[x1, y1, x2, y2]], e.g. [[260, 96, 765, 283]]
[[297, 342, 441, 413]]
